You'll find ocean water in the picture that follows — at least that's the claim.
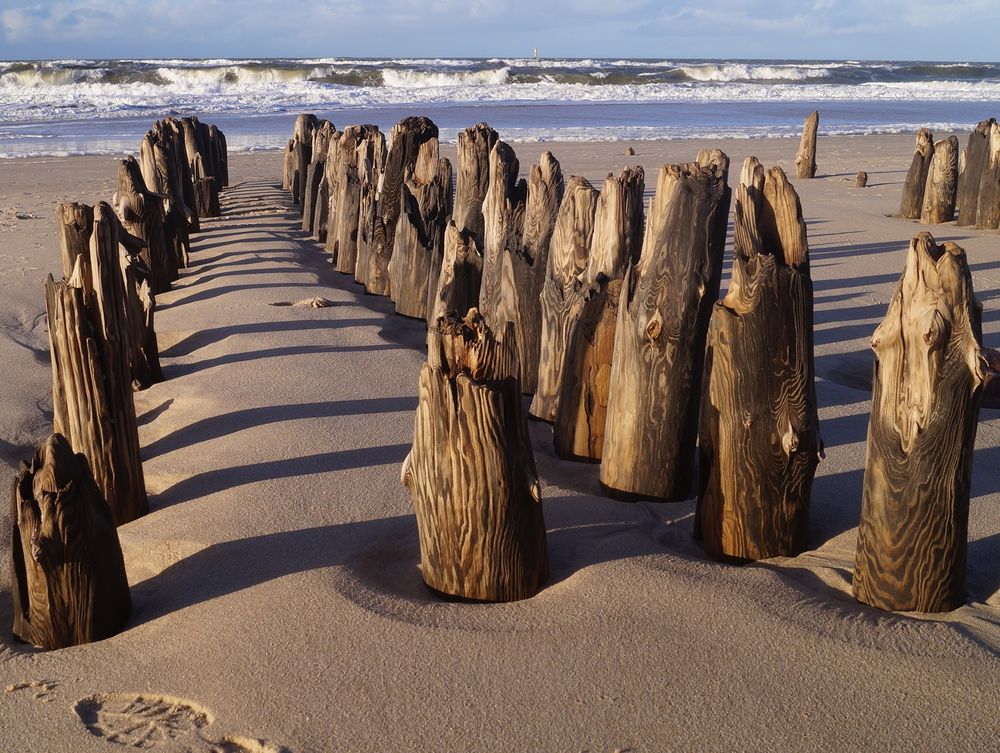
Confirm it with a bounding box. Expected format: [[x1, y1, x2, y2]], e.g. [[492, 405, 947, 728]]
[[1, 57, 998, 158]]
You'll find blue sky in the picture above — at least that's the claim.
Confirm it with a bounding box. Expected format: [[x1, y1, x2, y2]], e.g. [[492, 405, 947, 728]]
[[1, 0, 997, 61]]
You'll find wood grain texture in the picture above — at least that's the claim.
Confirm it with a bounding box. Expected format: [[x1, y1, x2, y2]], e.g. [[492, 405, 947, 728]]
[[920, 136, 958, 224], [795, 111, 818, 179], [853, 233, 984, 613], [975, 122, 1000, 230], [498, 151, 564, 393], [326, 125, 381, 274], [899, 128, 934, 220], [290, 114, 318, 207], [529, 177, 599, 422], [479, 140, 527, 329], [553, 168, 645, 461], [600, 152, 731, 501], [366, 117, 439, 296], [453, 123, 499, 242], [696, 160, 822, 560], [57, 203, 94, 285], [115, 157, 172, 295], [956, 119, 993, 226], [402, 310, 548, 602], [141, 125, 193, 271], [353, 127, 387, 287], [10, 434, 131, 650], [427, 222, 484, 329]]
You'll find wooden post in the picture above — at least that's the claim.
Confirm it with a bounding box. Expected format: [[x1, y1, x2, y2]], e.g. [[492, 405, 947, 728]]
[[351, 126, 387, 286], [283, 139, 295, 192], [956, 118, 995, 226], [854, 171, 868, 188], [291, 114, 318, 207], [600, 152, 731, 501], [402, 310, 548, 602], [900, 128, 934, 220], [497, 152, 564, 394], [115, 156, 172, 295], [553, 168, 644, 460], [427, 221, 484, 328], [161, 118, 199, 234], [302, 122, 333, 234], [529, 177, 599, 422], [795, 111, 818, 179], [920, 136, 958, 224], [328, 125, 381, 275], [479, 140, 526, 329], [139, 132, 186, 275], [453, 123, 499, 241], [389, 157, 453, 319], [696, 159, 822, 560], [853, 233, 984, 613], [365, 117, 438, 296], [975, 122, 1000, 230], [56, 203, 94, 283], [10, 434, 131, 650]]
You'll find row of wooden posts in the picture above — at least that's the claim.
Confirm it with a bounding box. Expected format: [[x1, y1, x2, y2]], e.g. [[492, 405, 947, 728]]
[[900, 118, 1000, 226], [283, 113, 984, 615], [10, 117, 228, 650]]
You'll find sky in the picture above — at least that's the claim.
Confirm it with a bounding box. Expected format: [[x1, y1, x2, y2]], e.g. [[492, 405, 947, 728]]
[[1, 0, 998, 62]]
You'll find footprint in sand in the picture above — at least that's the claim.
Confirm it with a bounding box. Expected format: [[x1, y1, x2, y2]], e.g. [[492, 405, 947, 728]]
[[5, 679, 59, 702]]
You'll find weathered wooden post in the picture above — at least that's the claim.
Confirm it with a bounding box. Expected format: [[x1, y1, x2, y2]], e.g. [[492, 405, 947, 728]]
[[283, 139, 295, 192], [115, 156, 171, 295], [497, 152, 564, 394], [795, 111, 818, 179], [365, 117, 438, 296], [479, 140, 526, 329], [453, 123, 499, 241], [600, 152, 731, 501], [402, 310, 548, 602], [389, 157, 453, 319], [10, 434, 131, 650], [956, 118, 994, 226], [291, 113, 318, 207], [427, 221, 484, 328], [139, 131, 187, 275], [56, 202, 94, 282], [975, 122, 1000, 230], [921, 136, 959, 224], [529, 177, 599, 422], [696, 159, 822, 560], [302, 121, 334, 235], [900, 128, 934, 220], [553, 168, 644, 461], [853, 233, 984, 613], [854, 171, 868, 188], [351, 126, 387, 286]]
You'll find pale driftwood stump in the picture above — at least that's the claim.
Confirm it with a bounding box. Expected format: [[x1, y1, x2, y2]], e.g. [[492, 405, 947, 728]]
[[283, 139, 295, 192], [696, 159, 822, 561], [553, 168, 644, 461], [160, 118, 199, 234], [479, 140, 526, 329], [453, 123, 499, 242], [291, 114, 318, 207], [975, 122, 1000, 230], [600, 152, 731, 501], [141, 128, 193, 271], [854, 233, 984, 613], [351, 126, 387, 286], [366, 117, 439, 296], [795, 111, 818, 179], [56, 203, 94, 284], [10, 434, 131, 650], [497, 151, 564, 394], [900, 128, 934, 220], [956, 118, 994, 226], [427, 222, 484, 328], [402, 310, 548, 602], [115, 157, 172, 295], [389, 157, 453, 319], [529, 177, 599, 423], [921, 136, 958, 224]]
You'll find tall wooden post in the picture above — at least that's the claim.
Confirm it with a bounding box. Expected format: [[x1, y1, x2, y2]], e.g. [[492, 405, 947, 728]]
[[600, 152, 731, 501], [956, 119, 994, 226], [403, 310, 548, 602], [795, 111, 818, 179], [453, 123, 499, 242], [479, 141, 526, 329], [921, 136, 959, 224], [115, 157, 171, 295], [352, 126, 387, 287], [696, 159, 822, 560], [427, 222, 484, 328], [900, 128, 934, 220], [853, 233, 984, 613], [975, 122, 1000, 230]]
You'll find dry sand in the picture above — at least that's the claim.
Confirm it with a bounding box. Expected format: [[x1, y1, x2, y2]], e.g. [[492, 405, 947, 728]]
[[0, 134, 998, 752]]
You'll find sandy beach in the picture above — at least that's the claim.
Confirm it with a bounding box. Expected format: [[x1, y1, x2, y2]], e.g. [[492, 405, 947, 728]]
[[1, 133, 998, 752]]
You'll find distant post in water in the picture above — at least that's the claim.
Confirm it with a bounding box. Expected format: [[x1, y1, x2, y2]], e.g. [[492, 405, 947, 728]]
[[853, 233, 984, 613], [899, 128, 934, 220], [696, 159, 822, 560], [403, 311, 548, 602], [795, 111, 818, 179]]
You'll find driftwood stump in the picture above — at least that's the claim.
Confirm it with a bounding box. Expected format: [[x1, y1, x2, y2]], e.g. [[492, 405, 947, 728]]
[[453, 123, 499, 242], [498, 152, 564, 394], [479, 141, 526, 329], [956, 119, 994, 226], [553, 168, 644, 461], [116, 157, 171, 295], [900, 128, 934, 220], [56, 203, 94, 284], [529, 177, 599, 422], [348, 126, 387, 285], [283, 139, 295, 192], [427, 222, 484, 328], [10, 434, 131, 650], [303, 121, 333, 235], [402, 310, 548, 602], [975, 122, 1000, 230], [921, 136, 958, 224], [366, 117, 438, 296], [854, 171, 868, 188], [290, 114, 318, 207], [795, 111, 818, 179], [600, 152, 731, 501], [853, 233, 984, 613], [696, 160, 822, 560]]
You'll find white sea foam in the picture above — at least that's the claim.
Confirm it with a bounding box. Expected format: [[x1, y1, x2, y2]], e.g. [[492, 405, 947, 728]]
[[380, 67, 510, 88]]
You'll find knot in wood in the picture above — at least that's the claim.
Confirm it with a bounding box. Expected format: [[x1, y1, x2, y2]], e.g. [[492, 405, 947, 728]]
[[645, 315, 662, 342]]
